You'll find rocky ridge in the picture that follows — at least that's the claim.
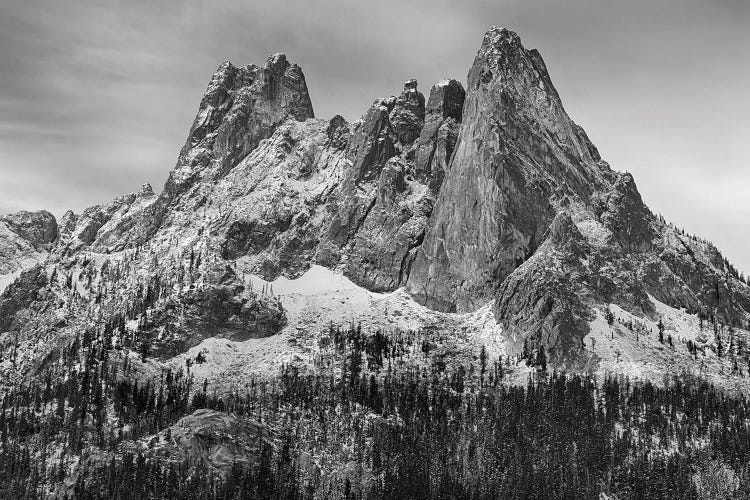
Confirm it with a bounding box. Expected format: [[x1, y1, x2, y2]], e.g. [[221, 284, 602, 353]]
[[0, 210, 57, 279], [1, 26, 749, 383]]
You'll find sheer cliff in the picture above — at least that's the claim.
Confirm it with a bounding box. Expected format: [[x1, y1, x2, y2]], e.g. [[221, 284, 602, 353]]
[[1, 27, 748, 379]]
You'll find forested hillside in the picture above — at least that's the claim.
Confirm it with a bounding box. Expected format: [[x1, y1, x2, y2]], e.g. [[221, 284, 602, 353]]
[[1, 323, 748, 499]]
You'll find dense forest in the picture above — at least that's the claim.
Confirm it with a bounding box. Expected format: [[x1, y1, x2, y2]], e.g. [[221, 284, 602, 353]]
[[1, 321, 749, 499]]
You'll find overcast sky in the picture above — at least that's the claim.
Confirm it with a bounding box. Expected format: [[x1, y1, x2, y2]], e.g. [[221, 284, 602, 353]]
[[0, 0, 748, 272]]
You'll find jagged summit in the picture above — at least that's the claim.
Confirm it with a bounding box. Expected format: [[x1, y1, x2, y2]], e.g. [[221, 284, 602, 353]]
[[479, 26, 523, 49], [0, 210, 57, 276], [405, 25, 616, 313], [1, 26, 749, 382], [138, 183, 155, 197], [2, 26, 750, 498]]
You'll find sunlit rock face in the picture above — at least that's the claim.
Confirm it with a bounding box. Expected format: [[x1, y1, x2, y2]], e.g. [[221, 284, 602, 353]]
[[3, 27, 750, 373], [406, 27, 615, 313]]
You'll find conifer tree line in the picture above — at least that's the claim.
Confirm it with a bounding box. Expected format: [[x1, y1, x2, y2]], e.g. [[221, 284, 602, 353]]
[[1, 322, 750, 499]]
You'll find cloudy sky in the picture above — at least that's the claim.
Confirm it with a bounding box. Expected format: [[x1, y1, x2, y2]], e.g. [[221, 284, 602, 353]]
[[0, 0, 748, 271]]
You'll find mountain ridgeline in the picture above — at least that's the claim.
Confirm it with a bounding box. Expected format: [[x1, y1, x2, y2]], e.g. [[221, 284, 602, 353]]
[[3, 27, 747, 366], [3, 26, 750, 500]]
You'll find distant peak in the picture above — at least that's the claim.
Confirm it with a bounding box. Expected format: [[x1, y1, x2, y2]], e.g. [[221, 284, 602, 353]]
[[403, 79, 418, 92]]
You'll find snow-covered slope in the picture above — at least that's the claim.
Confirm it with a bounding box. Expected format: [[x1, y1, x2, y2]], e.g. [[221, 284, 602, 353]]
[[587, 295, 750, 394], [1, 27, 749, 395], [169, 264, 508, 390]]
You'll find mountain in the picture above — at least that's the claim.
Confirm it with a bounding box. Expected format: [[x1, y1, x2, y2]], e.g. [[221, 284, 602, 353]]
[[1, 26, 750, 499], [4, 27, 746, 372], [0, 210, 57, 283]]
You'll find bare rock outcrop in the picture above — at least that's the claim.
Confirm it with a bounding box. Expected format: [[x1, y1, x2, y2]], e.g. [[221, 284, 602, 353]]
[[0, 210, 57, 247], [407, 28, 612, 312], [69, 54, 316, 254], [140, 265, 286, 357], [0, 211, 57, 277], [324, 80, 462, 291], [414, 79, 465, 187], [131, 409, 273, 474], [3, 28, 749, 374]]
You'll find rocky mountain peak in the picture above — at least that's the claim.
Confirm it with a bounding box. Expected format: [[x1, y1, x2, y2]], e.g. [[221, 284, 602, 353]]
[[265, 52, 288, 73], [389, 79, 425, 147], [479, 26, 523, 52], [468, 26, 527, 89], [414, 79, 464, 184], [405, 27, 621, 313], [0, 210, 58, 248], [57, 210, 78, 240], [96, 53, 317, 250], [0, 210, 58, 278], [3, 28, 750, 496], [3, 25, 746, 380], [258, 52, 314, 122], [403, 78, 418, 90], [138, 183, 155, 197], [188, 53, 314, 169]]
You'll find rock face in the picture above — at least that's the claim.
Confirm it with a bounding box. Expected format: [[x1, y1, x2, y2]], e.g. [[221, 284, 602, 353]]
[[0, 210, 57, 247], [0, 211, 57, 278], [0, 265, 48, 333], [406, 28, 613, 312], [414, 79, 465, 186], [165, 54, 314, 198], [145, 54, 315, 244], [56, 54, 315, 255], [141, 409, 272, 474], [325, 80, 429, 291], [142, 265, 286, 357], [58, 184, 157, 253], [2, 27, 749, 373], [493, 213, 593, 364]]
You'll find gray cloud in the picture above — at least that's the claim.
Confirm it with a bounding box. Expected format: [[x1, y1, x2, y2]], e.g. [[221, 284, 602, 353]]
[[0, 0, 748, 271]]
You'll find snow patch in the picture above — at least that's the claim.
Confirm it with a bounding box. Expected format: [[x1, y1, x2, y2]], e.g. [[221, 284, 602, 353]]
[[248, 265, 369, 297]]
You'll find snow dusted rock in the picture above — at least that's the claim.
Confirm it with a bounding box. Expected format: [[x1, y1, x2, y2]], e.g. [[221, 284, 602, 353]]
[[323, 80, 449, 292], [337, 154, 433, 291], [414, 79, 465, 186], [74, 53, 317, 252], [406, 27, 615, 313], [57, 184, 157, 253], [598, 172, 658, 253], [346, 97, 398, 185], [398, 26, 750, 362], [0, 210, 56, 282], [57, 210, 79, 240], [0, 210, 57, 247], [492, 213, 594, 363], [166, 53, 314, 196], [141, 265, 286, 358], [0, 265, 48, 333], [1, 27, 749, 381], [388, 79, 425, 146], [218, 117, 349, 277]]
